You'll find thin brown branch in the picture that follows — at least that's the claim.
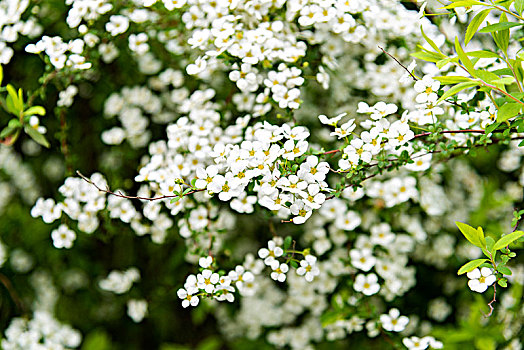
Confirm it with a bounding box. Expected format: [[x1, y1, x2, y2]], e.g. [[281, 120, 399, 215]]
[[483, 284, 497, 318], [379, 46, 418, 82], [76, 171, 203, 201], [0, 273, 27, 315]]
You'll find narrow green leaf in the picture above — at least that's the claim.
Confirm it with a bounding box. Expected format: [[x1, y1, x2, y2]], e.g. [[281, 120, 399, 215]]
[[456, 222, 485, 248], [467, 50, 501, 59], [284, 236, 292, 250], [437, 81, 479, 104], [433, 76, 473, 84], [479, 22, 524, 33], [517, 0, 524, 15], [0, 65, 3, 86], [421, 26, 442, 54], [23, 106, 46, 116], [496, 102, 522, 122], [23, 126, 50, 148], [493, 231, 524, 250], [6, 84, 22, 112], [496, 265, 512, 275], [411, 50, 444, 63], [441, 0, 484, 9], [465, 9, 491, 45], [457, 259, 489, 275], [492, 13, 510, 54], [485, 236, 495, 255], [477, 226, 487, 247], [436, 56, 459, 69], [455, 37, 476, 75], [492, 77, 516, 85]]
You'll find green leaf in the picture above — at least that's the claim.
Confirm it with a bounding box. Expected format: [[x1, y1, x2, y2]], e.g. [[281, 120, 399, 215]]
[[190, 178, 197, 188], [496, 102, 522, 122], [0, 65, 2, 86], [485, 236, 496, 259], [433, 76, 473, 84], [437, 81, 479, 104], [455, 37, 476, 75], [493, 231, 524, 250], [6, 84, 22, 114], [411, 50, 444, 63], [421, 26, 442, 54], [457, 259, 489, 275], [436, 56, 459, 69], [516, 0, 524, 15], [82, 330, 111, 350], [170, 196, 181, 204], [466, 50, 501, 59], [496, 265, 512, 275], [465, 9, 491, 45], [24, 126, 50, 148], [492, 76, 516, 85], [492, 13, 510, 53], [498, 278, 508, 287], [441, 0, 484, 9], [479, 22, 524, 33], [23, 106, 46, 116], [284, 236, 292, 250], [197, 337, 221, 350], [455, 221, 485, 248]]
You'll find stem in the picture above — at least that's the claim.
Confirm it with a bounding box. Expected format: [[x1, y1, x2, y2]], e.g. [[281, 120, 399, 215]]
[[77, 171, 203, 201], [0, 273, 27, 315]]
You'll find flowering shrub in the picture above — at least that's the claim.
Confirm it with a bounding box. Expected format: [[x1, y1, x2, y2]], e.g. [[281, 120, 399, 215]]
[[0, 0, 523, 349]]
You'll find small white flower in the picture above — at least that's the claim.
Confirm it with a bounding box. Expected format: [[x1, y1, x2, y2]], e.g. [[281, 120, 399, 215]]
[[199, 256, 213, 268], [296, 255, 320, 282], [127, 299, 148, 323], [258, 240, 284, 266], [177, 288, 199, 308], [380, 308, 409, 332], [51, 224, 76, 249], [270, 261, 289, 282], [354, 273, 380, 296], [467, 267, 496, 293]]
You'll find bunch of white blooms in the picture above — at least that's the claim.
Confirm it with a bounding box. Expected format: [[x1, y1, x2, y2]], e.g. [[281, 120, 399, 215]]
[[1, 311, 82, 350], [99, 267, 140, 294]]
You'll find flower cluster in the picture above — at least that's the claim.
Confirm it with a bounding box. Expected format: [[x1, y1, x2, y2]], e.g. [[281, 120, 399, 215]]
[[1, 311, 82, 350]]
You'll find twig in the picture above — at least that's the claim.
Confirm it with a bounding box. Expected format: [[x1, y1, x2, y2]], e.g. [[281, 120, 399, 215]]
[[483, 284, 497, 317], [0, 273, 27, 315], [76, 171, 203, 201], [378, 46, 418, 82]]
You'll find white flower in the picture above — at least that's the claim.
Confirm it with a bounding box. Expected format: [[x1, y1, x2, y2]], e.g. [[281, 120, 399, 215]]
[[414, 75, 440, 104], [350, 248, 376, 271], [402, 336, 429, 350], [258, 240, 284, 266], [199, 256, 213, 268], [106, 15, 129, 36], [354, 273, 380, 296], [318, 112, 346, 126], [51, 224, 76, 249], [380, 308, 409, 332], [270, 261, 289, 282], [296, 255, 320, 282], [127, 299, 148, 323], [177, 288, 199, 308], [467, 267, 496, 293], [197, 269, 219, 293]]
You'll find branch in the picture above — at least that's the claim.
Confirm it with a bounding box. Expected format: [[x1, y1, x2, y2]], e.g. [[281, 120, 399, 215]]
[[76, 171, 203, 201], [482, 284, 497, 318], [378, 46, 418, 82], [0, 273, 27, 315]]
